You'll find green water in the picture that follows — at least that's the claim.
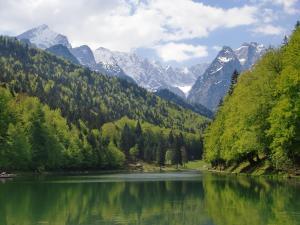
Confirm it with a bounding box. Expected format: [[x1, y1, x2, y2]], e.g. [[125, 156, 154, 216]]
[[0, 172, 300, 225]]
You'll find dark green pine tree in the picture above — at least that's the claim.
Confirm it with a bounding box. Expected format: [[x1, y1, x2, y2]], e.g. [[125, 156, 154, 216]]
[[120, 124, 135, 161], [282, 35, 289, 46], [228, 69, 239, 95], [174, 133, 184, 167], [168, 130, 175, 148], [135, 121, 142, 138], [134, 121, 144, 159], [156, 133, 165, 170], [295, 20, 300, 30]]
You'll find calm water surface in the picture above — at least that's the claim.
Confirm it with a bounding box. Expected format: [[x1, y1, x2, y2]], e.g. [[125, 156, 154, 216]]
[[0, 171, 300, 225]]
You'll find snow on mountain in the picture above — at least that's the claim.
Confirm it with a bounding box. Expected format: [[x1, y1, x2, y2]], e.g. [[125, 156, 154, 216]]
[[16, 25, 266, 104], [188, 43, 266, 111], [17, 24, 71, 49], [188, 46, 242, 111], [235, 42, 265, 70], [94, 47, 208, 93], [175, 85, 193, 97]]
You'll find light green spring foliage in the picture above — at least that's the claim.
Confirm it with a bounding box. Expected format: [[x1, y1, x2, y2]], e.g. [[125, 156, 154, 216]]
[[205, 26, 300, 170], [0, 88, 125, 170]]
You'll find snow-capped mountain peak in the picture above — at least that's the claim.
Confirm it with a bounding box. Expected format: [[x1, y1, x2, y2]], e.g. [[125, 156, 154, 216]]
[[93, 47, 208, 93], [188, 46, 242, 110], [235, 42, 265, 69], [17, 24, 71, 49], [94, 47, 117, 65]]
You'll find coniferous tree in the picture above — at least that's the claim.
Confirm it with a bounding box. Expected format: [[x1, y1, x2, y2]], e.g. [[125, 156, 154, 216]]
[[120, 124, 134, 161], [295, 20, 300, 30], [228, 69, 239, 95], [283, 35, 289, 46], [135, 121, 142, 138]]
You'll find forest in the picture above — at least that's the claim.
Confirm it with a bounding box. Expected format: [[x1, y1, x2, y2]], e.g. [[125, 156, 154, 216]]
[[204, 23, 300, 173], [0, 36, 206, 171]]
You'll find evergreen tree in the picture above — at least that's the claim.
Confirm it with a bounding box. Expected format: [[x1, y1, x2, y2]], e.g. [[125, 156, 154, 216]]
[[120, 124, 134, 161], [181, 146, 188, 167], [135, 121, 142, 138], [282, 35, 289, 46], [228, 70, 239, 95], [156, 134, 165, 170], [295, 20, 300, 30]]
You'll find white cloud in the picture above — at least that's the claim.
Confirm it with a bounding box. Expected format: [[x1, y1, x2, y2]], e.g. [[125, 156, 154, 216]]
[[212, 45, 222, 51], [155, 42, 208, 62], [253, 0, 299, 14], [271, 0, 298, 14], [0, 0, 258, 52], [253, 24, 284, 35]]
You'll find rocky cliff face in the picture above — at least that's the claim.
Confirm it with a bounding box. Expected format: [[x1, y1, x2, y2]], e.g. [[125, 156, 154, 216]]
[[188, 47, 242, 111], [46, 44, 79, 65], [188, 43, 266, 111], [235, 42, 265, 70]]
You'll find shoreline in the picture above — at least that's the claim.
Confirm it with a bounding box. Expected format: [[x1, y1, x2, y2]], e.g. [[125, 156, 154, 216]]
[[3, 160, 299, 180]]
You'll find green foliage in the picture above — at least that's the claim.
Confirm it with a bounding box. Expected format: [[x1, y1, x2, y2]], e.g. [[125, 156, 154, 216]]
[[101, 117, 203, 165], [204, 25, 300, 171], [106, 142, 125, 168]]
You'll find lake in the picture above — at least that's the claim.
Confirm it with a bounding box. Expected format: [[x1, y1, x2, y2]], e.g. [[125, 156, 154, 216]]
[[0, 172, 300, 225]]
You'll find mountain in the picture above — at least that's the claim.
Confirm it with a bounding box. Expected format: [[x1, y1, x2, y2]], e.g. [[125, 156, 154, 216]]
[[95, 61, 135, 83], [17, 24, 71, 49], [16, 25, 134, 82], [70, 45, 97, 69], [159, 85, 186, 99], [188, 43, 265, 111], [46, 44, 80, 65], [188, 47, 242, 111], [94, 47, 167, 90], [155, 89, 214, 118], [235, 42, 265, 70], [16, 25, 208, 97], [70, 45, 133, 82], [94, 47, 208, 94]]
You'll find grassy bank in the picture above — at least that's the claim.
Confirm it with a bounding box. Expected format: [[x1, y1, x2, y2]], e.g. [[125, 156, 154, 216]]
[[127, 160, 210, 172]]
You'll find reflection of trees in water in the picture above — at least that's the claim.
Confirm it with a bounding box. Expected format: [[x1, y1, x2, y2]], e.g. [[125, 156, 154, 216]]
[[0, 175, 299, 225], [203, 174, 300, 225], [0, 180, 208, 225]]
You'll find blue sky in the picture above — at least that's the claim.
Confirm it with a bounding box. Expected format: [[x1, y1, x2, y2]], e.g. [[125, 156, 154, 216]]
[[0, 0, 299, 67]]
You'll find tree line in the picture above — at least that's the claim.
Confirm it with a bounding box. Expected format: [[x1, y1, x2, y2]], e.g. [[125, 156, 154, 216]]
[[103, 117, 203, 168]]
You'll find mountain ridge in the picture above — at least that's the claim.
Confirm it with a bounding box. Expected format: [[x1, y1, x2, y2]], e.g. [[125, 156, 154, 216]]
[[188, 43, 265, 110], [16, 25, 265, 106]]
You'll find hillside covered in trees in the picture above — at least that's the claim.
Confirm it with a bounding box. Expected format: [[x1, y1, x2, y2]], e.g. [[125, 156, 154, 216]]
[[204, 24, 300, 174], [0, 37, 207, 171]]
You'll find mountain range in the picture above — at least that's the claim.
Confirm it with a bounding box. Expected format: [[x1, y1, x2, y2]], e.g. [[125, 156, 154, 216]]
[[16, 24, 266, 111], [188, 42, 266, 110]]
